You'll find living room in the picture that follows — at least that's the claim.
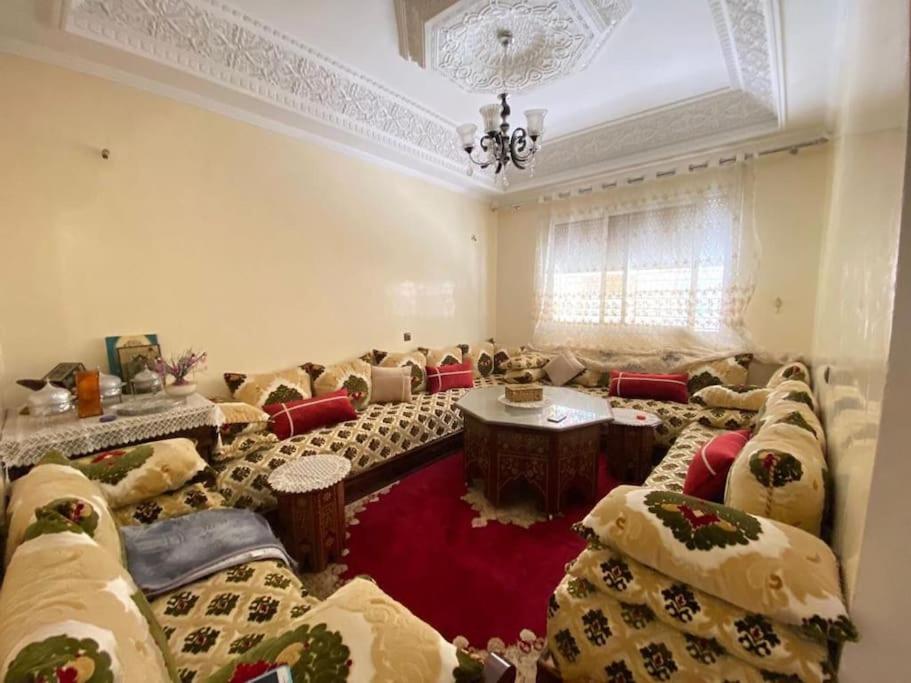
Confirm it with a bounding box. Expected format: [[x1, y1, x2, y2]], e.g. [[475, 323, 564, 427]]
[[0, 1, 909, 681]]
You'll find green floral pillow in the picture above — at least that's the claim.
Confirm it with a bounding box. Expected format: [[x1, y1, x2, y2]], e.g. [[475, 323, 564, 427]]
[[576, 485, 857, 645], [690, 384, 769, 412], [767, 361, 812, 389], [372, 349, 428, 393], [311, 358, 372, 411]]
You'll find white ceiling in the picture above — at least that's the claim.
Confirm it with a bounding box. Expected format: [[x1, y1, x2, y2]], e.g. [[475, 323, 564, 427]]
[[0, 0, 843, 196]]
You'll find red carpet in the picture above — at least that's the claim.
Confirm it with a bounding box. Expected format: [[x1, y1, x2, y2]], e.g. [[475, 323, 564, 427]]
[[340, 451, 618, 646]]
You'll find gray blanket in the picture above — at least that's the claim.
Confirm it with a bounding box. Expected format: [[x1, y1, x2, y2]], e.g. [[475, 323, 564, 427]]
[[121, 508, 294, 598]]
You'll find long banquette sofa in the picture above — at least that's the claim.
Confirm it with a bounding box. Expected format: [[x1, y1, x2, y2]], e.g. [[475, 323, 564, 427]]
[[539, 362, 859, 682]]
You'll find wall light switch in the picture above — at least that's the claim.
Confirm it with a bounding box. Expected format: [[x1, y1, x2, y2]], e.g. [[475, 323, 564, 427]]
[[403, 332, 412, 342]]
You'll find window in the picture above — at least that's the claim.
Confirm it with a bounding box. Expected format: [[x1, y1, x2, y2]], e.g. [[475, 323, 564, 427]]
[[533, 175, 754, 352]]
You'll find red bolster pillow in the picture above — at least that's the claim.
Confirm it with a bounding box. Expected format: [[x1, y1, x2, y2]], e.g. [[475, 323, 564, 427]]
[[608, 370, 690, 404], [426, 360, 474, 393], [683, 429, 752, 501], [263, 389, 357, 440]]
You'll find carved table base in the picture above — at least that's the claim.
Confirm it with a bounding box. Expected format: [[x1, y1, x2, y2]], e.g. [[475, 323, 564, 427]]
[[464, 415, 600, 517], [273, 480, 346, 572]]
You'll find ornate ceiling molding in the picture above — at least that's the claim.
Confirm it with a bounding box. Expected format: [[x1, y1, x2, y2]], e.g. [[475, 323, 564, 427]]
[[63, 0, 472, 176], [524, 0, 781, 182], [61, 0, 782, 193]]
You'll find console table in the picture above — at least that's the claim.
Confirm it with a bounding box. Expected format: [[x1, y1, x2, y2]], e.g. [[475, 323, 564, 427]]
[[0, 393, 223, 469]]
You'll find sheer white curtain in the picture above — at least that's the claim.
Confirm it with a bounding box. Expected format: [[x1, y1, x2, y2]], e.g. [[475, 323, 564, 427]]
[[533, 166, 757, 355]]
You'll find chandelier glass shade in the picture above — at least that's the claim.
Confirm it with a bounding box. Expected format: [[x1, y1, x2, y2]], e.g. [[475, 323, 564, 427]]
[[455, 30, 547, 186]]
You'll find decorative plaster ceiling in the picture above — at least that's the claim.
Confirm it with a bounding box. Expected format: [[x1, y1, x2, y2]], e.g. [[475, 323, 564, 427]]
[[424, 0, 632, 94], [38, 0, 800, 194]]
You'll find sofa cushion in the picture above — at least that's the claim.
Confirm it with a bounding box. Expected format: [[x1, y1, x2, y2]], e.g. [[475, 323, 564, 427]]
[[576, 485, 857, 645], [72, 438, 209, 509], [113, 482, 226, 527], [756, 401, 826, 450], [311, 358, 373, 411], [151, 559, 320, 683], [0, 532, 176, 682], [691, 384, 770, 412], [563, 545, 832, 682], [503, 367, 548, 384], [683, 354, 753, 394], [206, 577, 471, 683], [214, 384, 480, 511], [694, 407, 757, 431], [427, 361, 475, 393], [544, 350, 586, 386], [418, 345, 463, 367], [264, 390, 358, 440], [215, 401, 270, 454], [725, 423, 828, 536], [764, 379, 817, 412], [767, 361, 812, 388], [5, 459, 122, 566], [503, 350, 551, 371], [371, 365, 413, 403], [493, 344, 525, 374], [223, 366, 313, 407], [683, 429, 751, 501], [609, 370, 689, 404], [372, 349, 428, 393], [645, 422, 721, 492], [459, 341, 495, 377]]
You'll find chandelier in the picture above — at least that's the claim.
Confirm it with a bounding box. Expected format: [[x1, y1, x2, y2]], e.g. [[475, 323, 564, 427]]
[[455, 30, 547, 187]]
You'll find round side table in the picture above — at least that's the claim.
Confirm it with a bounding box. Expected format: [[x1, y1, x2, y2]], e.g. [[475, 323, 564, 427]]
[[604, 408, 661, 484], [268, 454, 351, 572]]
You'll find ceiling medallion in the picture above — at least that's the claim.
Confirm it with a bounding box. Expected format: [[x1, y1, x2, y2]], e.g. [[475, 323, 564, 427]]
[[428, 0, 631, 93], [456, 30, 547, 186]]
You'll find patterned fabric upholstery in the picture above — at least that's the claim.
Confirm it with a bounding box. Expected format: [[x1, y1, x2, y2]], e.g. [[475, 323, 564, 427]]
[[151, 559, 320, 683], [113, 482, 226, 527], [215, 377, 502, 511], [644, 422, 722, 493]]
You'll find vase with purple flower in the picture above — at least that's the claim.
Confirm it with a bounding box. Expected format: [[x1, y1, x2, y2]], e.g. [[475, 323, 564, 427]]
[[154, 349, 207, 400]]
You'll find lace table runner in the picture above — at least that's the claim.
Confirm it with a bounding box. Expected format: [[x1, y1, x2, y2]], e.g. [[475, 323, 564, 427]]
[[0, 394, 224, 467]]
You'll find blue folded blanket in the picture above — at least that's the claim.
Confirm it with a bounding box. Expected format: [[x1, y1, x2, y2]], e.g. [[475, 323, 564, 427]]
[[121, 508, 294, 598]]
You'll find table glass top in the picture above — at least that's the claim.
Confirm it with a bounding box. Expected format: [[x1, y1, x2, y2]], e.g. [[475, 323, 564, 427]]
[[456, 386, 613, 431]]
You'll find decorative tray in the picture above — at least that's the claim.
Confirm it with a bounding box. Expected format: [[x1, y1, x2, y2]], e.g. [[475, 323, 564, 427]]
[[497, 395, 552, 410], [113, 397, 181, 416]]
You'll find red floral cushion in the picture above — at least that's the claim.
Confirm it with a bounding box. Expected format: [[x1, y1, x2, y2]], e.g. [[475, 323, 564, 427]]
[[683, 429, 751, 501], [263, 389, 357, 440], [608, 370, 690, 404], [426, 360, 474, 393]]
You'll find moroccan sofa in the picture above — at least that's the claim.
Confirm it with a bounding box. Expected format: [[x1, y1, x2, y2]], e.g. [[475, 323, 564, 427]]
[[539, 361, 859, 682], [0, 454, 514, 682], [206, 344, 758, 516]]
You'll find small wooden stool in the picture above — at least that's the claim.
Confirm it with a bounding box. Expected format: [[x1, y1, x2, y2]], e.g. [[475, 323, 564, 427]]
[[268, 454, 351, 572], [604, 408, 661, 484]]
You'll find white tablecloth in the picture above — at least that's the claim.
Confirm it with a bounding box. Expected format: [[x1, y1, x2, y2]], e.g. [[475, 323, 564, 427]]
[[0, 394, 224, 467]]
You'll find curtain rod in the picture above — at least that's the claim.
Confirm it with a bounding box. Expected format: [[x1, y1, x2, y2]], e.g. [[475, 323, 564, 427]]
[[518, 135, 829, 208]]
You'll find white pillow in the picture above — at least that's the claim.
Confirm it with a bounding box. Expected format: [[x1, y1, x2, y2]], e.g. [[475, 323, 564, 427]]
[[544, 350, 585, 386]]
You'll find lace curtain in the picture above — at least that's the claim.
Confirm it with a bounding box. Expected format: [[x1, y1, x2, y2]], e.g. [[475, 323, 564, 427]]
[[533, 166, 758, 356]]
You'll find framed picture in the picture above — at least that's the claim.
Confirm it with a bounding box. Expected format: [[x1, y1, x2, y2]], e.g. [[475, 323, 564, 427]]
[[106, 334, 159, 378], [117, 344, 161, 390]]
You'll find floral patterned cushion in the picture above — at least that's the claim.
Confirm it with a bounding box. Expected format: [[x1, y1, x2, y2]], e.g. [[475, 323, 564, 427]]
[[211, 432, 281, 464], [311, 358, 373, 411], [756, 401, 826, 451], [691, 384, 770, 412], [763, 379, 817, 413], [113, 482, 226, 527], [223, 366, 313, 407], [493, 344, 526, 374], [417, 346, 463, 367], [5, 459, 121, 566], [0, 533, 176, 682], [71, 438, 209, 509], [372, 349, 428, 393], [503, 367, 548, 384], [644, 422, 721, 493], [151, 559, 320, 683], [683, 354, 753, 394], [547, 573, 778, 683], [767, 361, 812, 388], [576, 486, 856, 644], [725, 423, 828, 536], [561, 545, 832, 682], [695, 407, 757, 431], [459, 341, 495, 377], [213, 401, 270, 454], [503, 351, 552, 371]]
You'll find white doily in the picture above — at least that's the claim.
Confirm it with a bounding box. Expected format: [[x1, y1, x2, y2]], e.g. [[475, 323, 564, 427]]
[[0, 394, 224, 467], [268, 454, 351, 493], [610, 407, 662, 428]]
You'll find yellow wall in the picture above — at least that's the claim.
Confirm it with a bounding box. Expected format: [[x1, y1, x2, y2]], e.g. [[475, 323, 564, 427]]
[[494, 147, 831, 358], [0, 55, 497, 403]]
